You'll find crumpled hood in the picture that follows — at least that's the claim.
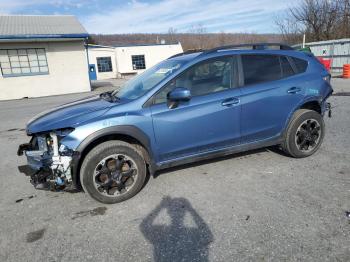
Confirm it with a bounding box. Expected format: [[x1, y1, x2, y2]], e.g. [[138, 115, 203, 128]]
[[27, 95, 114, 134]]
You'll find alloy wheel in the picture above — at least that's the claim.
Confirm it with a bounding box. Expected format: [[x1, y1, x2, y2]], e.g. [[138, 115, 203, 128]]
[[93, 154, 138, 197], [294, 119, 322, 152]]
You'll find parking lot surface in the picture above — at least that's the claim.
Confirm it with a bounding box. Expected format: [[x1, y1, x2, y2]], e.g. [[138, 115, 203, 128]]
[[0, 79, 349, 261]]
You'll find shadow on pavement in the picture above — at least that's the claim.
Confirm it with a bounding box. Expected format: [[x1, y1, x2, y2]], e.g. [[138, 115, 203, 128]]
[[90, 80, 114, 90], [140, 196, 213, 262]]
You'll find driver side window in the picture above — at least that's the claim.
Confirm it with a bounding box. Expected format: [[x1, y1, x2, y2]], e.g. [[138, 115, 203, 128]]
[[153, 56, 233, 104]]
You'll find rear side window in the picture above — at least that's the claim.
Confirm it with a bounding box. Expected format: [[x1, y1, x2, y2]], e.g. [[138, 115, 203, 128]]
[[291, 57, 308, 73], [280, 56, 295, 78], [241, 55, 281, 85]]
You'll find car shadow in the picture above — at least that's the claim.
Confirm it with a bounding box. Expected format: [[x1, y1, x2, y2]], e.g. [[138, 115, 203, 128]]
[[267, 145, 290, 157], [153, 146, 285, 178], [140, 196, 213, 262]]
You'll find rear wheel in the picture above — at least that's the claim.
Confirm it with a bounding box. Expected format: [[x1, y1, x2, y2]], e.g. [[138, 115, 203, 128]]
[[282, 109, 325, 158], [80, 141, 146, 204]]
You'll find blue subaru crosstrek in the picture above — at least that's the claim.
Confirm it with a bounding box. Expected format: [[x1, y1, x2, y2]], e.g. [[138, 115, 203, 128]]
[[18, 43, 333, 204]]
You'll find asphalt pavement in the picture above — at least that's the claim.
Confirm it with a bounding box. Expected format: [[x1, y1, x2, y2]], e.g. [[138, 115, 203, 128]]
[[0, 79, 349, 262]]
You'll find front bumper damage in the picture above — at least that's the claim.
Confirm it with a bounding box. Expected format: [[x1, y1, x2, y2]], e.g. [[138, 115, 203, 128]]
[[18, 132, 78, 191]]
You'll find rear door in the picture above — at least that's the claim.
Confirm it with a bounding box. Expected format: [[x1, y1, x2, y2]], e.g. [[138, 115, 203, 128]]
[[239, 54, 305, 143], [150, 56, 241, 163]]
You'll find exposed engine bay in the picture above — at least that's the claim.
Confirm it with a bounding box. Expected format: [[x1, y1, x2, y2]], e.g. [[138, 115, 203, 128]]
[[17, 129, 77, 191]]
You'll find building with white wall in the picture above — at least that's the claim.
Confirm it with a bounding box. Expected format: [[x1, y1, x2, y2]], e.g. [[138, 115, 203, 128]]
[[87, 45, 118, 80], [87, 43, 183, 80], [0, 15, 91, 101]]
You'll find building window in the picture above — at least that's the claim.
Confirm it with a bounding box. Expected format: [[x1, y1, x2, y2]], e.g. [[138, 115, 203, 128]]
[[132, 55, 146, 70], [97, 57, 113, 72], [0, 48, 49, 77]]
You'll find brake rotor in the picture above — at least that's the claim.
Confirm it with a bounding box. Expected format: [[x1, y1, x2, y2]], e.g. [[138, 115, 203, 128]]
[[99, 173, 109, 183]]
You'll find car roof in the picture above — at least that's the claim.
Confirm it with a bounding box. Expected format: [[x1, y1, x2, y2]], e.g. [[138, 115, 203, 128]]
[[169, 52, 202, 62], [168, 43, 305, 63], [168, 47, 309, 64]]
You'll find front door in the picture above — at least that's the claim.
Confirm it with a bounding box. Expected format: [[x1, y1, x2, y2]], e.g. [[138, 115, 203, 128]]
[[150, 56, 241, 163]]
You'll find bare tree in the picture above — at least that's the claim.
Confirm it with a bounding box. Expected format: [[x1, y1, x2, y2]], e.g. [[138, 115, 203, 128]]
[[218, 31, 228, 46], [292, 0, 340, 41], [276, 0, 349, 43], [336, 0, 350, 38], [274, 15, 303, 45], [187, 24, 208, 49], [167, 27, 178, 43]]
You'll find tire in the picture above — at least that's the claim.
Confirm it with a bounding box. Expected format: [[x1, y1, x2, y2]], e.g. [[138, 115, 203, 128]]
[[282, 109, 325, 158], [80, 141, 147, 204]]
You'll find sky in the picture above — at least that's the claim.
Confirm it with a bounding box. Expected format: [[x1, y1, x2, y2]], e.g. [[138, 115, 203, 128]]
[[0, 0, 300, 34]]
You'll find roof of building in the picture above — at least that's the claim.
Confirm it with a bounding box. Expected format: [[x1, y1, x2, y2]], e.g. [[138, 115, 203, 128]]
[[87, 43, 181, 49], [293, 38, 350, 48], [305, 38, 350, 46], [0, 15, 88, 40]]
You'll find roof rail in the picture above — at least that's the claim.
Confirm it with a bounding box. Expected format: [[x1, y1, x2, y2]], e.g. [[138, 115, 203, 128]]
[[202, 43, 294, 55], [168, 49, 203, 59]]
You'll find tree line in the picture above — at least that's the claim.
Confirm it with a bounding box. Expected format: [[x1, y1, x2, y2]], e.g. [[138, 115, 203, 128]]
[[89, 0, 349, 50], [89, 32, 283, 52]]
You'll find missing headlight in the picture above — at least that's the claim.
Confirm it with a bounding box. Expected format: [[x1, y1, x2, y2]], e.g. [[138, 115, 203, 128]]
[[19, 129, 76, 191]]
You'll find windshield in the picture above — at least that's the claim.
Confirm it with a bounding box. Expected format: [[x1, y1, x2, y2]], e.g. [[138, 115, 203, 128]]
[[113, 59, 186, 100]]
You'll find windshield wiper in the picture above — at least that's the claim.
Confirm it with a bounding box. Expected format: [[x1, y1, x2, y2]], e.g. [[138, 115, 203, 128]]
[[100, 91, 120, 102]]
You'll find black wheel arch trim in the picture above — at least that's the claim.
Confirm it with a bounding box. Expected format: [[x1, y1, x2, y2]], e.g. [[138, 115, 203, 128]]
[[71, 125, 155, 188]]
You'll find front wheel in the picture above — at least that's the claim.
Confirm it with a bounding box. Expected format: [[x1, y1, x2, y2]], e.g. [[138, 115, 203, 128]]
[[282, 109, 325, 158], [80, 141, 147, 204]]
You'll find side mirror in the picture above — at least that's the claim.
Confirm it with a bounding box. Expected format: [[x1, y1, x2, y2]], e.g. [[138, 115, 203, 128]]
[[167, 87, 191, 102]]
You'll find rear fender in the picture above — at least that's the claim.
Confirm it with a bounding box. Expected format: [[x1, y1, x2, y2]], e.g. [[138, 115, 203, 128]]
[[282, 97, 322, 137]]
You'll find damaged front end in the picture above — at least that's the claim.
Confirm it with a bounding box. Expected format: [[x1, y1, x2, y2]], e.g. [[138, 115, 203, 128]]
[[17, 128, 78, 191]]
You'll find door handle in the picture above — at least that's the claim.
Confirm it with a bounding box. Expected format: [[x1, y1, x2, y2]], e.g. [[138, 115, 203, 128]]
[[287, 87, 302, 94], [222, 97, 240, 106]]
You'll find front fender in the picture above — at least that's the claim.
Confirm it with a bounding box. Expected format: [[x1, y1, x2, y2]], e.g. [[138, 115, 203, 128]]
[[76, 125, 153, 157], [69, 125, 155, 188]]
